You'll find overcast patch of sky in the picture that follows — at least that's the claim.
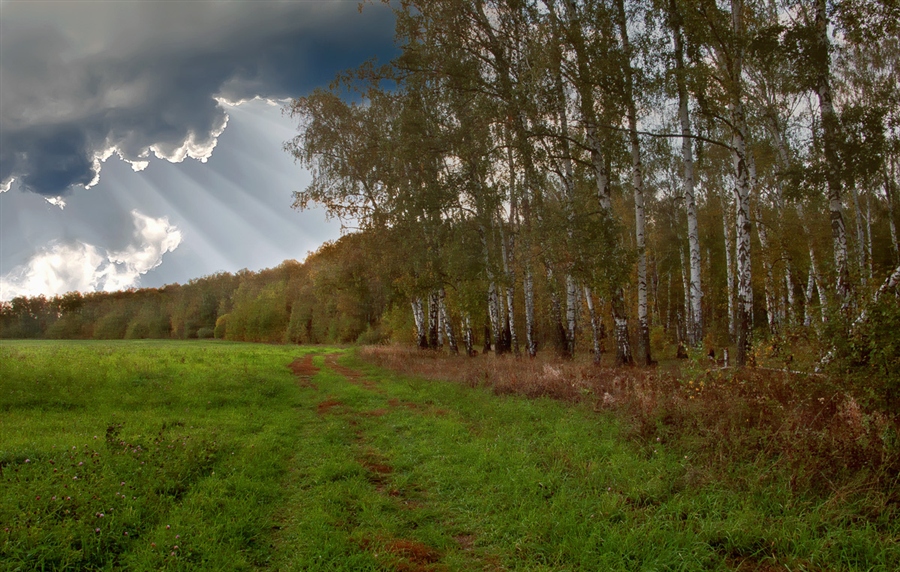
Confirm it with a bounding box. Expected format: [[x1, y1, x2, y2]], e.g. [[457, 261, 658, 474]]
[[0, 1, 397, 300]]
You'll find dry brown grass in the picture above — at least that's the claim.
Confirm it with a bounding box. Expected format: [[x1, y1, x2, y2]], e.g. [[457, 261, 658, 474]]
[[359, 345, 900, 500]]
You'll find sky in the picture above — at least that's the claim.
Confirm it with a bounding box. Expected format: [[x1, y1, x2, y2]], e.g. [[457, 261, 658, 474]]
[[0, 0, 397, 300]]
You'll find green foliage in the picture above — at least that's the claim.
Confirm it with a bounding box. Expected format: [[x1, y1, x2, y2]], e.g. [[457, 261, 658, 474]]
[[833, 296, 900, 407]]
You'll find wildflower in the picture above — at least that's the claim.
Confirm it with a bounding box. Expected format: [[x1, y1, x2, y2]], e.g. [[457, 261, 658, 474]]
[[51, 496, 56, 501], [166, 525, 170, 529], [175, 535, 180, 539], [73, 476, 78, 480], [151, 542, 156, 547], [120, 482, 125, 486], [123, 532, 129, 536], [78, 461, 83, 466], [36, 496, 41, 500], [95, 528, 101, 533], [24, 459, 30, 463], [173, 545, 178, 550]]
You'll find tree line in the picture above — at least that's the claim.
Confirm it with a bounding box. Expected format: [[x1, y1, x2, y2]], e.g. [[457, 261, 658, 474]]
[[0, 235, 394, 345], [284, 0, 899, 366]]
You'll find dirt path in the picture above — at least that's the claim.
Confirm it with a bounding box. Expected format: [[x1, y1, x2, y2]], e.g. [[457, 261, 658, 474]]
[[286, 352, 461, 572]]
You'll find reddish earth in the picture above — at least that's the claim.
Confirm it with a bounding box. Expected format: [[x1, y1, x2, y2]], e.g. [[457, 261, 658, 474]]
[[316, 398, 343, 414], [288, 355, 319, 388], [360, 536, 444, 572], [325, 354, 384, 392]]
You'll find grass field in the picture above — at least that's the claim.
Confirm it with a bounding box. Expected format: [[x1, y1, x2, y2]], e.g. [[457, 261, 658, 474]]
[[1, 340, 897, 571]]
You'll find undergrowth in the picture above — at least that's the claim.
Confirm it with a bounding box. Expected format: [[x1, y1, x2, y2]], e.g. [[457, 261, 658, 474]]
[[360, 345, 900, 517]]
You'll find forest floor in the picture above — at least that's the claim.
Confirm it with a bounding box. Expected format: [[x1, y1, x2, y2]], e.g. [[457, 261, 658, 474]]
[[1, 341, 897, 570]]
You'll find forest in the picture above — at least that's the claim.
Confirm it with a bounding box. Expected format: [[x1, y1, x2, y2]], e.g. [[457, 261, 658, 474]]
[[2, 0, 899, 389]]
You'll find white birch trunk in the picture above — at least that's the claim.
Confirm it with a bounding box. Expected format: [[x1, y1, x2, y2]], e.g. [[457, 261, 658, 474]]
[[723, 196, 736, 340], [680, 247, 691, 343], [584, 285, 602, 363], [865, 194, 874, 283], [566, 274, 578, 357], [428, 291, 440, 349], [755, 201, 778, 334], [851, 185, 867, 286], [411, 298, 427, 349], [815, 0, 851, 306], [785, 261, 796, 325], [616, 0, 651, 365], [524, 268, 536, 357], [439, 288, 458, 354], [672, 6, 703, 347], [501, 225, 518, 355], [887, 160, 899, 263], [729, 0, 754, 366], [804, 269, 815, 327]]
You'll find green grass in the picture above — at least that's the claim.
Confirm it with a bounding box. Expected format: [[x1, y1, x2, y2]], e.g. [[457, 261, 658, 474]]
[[1, 341, 897, 570]]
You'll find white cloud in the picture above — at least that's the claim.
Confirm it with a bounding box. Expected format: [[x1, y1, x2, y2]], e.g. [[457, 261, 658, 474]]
[[1, 177, 13, 193], [0, 210, 182, 300], [44, 196, 67, 209]]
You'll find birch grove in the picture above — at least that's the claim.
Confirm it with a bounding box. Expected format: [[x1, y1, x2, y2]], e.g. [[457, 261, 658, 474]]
[[282, 0, 900, 366]]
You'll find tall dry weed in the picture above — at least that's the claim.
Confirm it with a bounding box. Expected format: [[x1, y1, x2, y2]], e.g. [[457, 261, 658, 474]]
[[360, 346, 900, 500]]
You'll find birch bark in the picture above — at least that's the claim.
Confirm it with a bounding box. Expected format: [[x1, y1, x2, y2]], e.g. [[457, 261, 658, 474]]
[[671, 0, 703, 346], [584, 285, 603, 363], [814, 0, 851, 306]]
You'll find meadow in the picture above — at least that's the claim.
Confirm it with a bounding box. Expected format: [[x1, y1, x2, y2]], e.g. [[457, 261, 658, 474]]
[[1, 340, 897, 571]]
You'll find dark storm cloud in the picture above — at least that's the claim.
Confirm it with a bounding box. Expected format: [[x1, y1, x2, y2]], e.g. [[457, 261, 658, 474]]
[[0, 0, 397, 196]]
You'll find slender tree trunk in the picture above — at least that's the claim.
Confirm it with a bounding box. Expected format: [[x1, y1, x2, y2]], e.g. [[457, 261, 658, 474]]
[[501, 225, 518, 355], [412, 298, 427, 349], [722, 195, 736, 340], [439, 288, 458, 354], [755, 201, 778, 334], [584, 285, 602, 363], [865, 193, 874, 283], [464, 314, 474, 356], [616, 0, 651, 365], [428, 291, 440, 349], [546, 265, 568, 356], [785, 260, 797, 325], [851, 185, 867, 286], [811, 244, 829, 323], [565, 274, 578, 357], [886, 160, 900, 263], [805, 268, 815, 327], [671, 0, 703, 346], [797, 202, 830, 322], [488, 281, 502, 354], [815, 0, 851, 307], [524, 267, 536, 357], [680, 247, 691, 343], [729, 0, 754, 366]]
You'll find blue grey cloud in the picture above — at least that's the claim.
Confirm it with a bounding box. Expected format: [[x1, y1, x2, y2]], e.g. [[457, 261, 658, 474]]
[[0, 0, 396, 196]]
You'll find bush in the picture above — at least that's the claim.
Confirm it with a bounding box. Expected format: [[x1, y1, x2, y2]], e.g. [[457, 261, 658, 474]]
[[197, 327, 215, 339], [214, 314, 228, 339], [357, 324, 388, 345]]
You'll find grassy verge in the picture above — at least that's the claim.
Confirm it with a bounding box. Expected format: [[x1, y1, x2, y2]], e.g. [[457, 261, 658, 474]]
[[0, 340, 333, 571], [2, 341, 898, 570], [276, 350, 898, 571]]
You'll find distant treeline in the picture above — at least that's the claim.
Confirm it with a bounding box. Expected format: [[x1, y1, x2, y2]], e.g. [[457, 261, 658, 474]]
[[0, 233, 399, 345]]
